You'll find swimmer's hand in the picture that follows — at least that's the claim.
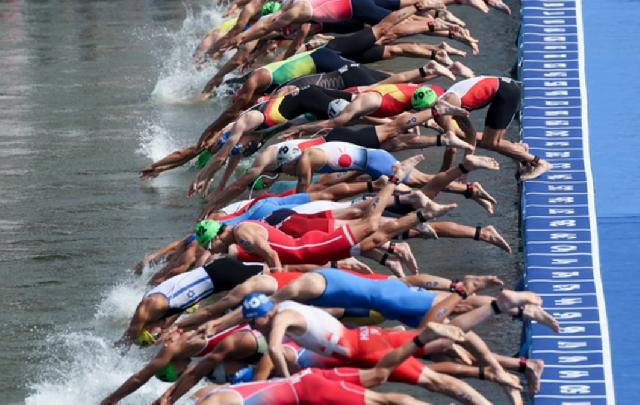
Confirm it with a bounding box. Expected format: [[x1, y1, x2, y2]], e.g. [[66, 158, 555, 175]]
[[99, 397, 117, 405], [197, 320, 221, 337], [198, 92, 213, 102], [139, 167, 161, 180], [131, 257, 150, 275]]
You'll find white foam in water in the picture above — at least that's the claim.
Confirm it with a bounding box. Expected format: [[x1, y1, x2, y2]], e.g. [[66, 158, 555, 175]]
[[137, 121, 186, 161], [150, 4, 231, 102], [26, 264, 205, 404], [25, 5, 225, 404]]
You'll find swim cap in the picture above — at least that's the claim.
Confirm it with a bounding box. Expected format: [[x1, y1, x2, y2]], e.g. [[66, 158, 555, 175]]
[[261, 1, 281, 15], [411, 87, 437, 110], [327, 99, 350, 119], [155, 363, 179, 382], [242, 293, 274, 319], [250, 176, 266, 191], [238, 164, 266, 191], [195, 150, 213, 170], [134, 329, 157, 347], [230, 367, 256, 384], [194, 219, 223, 247], [276, 144, 302, 166]]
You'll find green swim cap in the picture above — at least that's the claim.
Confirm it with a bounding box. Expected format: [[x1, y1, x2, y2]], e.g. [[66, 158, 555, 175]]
[[195, 219, 223, 247], [155, 363, 179, 383], [195, 150, 213, 170], [411, 87, 437, 110], [261, 1, 281, 15], [241, 166, 266, 191]]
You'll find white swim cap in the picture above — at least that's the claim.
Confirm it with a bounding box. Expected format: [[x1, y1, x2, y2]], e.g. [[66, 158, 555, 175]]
[[327, 99, 350, 119], [276, 143, 302, 166]]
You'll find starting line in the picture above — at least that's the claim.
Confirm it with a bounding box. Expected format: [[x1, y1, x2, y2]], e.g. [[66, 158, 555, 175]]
[[518, 1, 614, 403]]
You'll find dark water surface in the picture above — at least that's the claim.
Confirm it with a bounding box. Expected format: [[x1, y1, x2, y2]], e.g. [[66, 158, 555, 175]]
[[0, 0, 521, 403]]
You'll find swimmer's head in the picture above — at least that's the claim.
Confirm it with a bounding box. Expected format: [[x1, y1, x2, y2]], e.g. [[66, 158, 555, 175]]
[[276, 144, 302, 167], [155, 363, 179, 383], [133, 329, 157, 348], [411, 87, 437, 110], [242, 293, 274, 321], [327, 98, 350, 119], [242, 166, 267, 191], [261, 1, 281, 15], [194, 219, 224, 247]]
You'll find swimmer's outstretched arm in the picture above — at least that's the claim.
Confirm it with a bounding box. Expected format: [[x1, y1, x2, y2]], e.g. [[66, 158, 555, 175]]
[[100, 345, 178, 405], [158, 336, 249, 404], [147, 241, 199, 286], [231, 7, 301, 49], [139, 145, 203, 180], [268, 311, 299, 378], [294, 151, 313, 193], [131, 236, 189, 275], [282, 22, 312, 60], [176, 273, 277, 330]]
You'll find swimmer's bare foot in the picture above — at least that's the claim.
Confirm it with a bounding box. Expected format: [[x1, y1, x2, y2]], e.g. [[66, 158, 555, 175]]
[[421, 322, 466, 343], [140, 167, 160, 180], [463, 154, 500, 171], [449, 26, 480, 55], [425, 118, 443, 132], [418, 0, 446, 10], [447, 343, 473, 365], [438, 41, 466, 57], [462, 274, 504, 294], [421, 199, 458, 219], [450, 61, 475, 79], [406, 190, 430, 208], [385, 257, 407, 278], [453, 0, 489, 13], [336, 257, 373, 274], [519, 159, 552, 181], [479, 225, 511, 253], [496, 290, 543, 312], [433, 49, 453, 67], [442, 132, 474, 152], [393, 154, 425, 179], [439, 9, 466, 26], [503, 385, 524, 405], [523, 304, 560, 333], [369, 176, 389, 191], [392, 242, 419, 275], [416, 222, 439, 239], [424, 60, 455, 81], [467, 182, 496, 215], [486, 0, 511, 15], [525, 359, 544, 394], [491, 367, 522, 391]]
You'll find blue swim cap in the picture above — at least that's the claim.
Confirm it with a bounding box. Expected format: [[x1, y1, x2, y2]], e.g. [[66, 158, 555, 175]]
[[242, 293, 274, 320]]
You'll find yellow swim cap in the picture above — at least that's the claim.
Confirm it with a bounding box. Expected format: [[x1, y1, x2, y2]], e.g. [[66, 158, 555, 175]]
[[134, 329, 157, 347]]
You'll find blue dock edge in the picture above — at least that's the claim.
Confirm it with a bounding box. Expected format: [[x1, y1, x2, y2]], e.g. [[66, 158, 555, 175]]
[[516, 1, 615, 403]]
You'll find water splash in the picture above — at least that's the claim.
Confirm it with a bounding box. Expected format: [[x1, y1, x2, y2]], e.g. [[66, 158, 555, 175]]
[[137, 121, 187, 161], [150, 4, 231, 102], [25, 264, 204, 405]]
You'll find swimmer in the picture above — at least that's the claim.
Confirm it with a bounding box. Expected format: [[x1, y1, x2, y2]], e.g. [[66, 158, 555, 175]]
[[172, 320, 465, 405], [102, 325, 267, 404], [115, 257, 267, 348], [436, 76, 552, 181], [194, 156, 458, 270]]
